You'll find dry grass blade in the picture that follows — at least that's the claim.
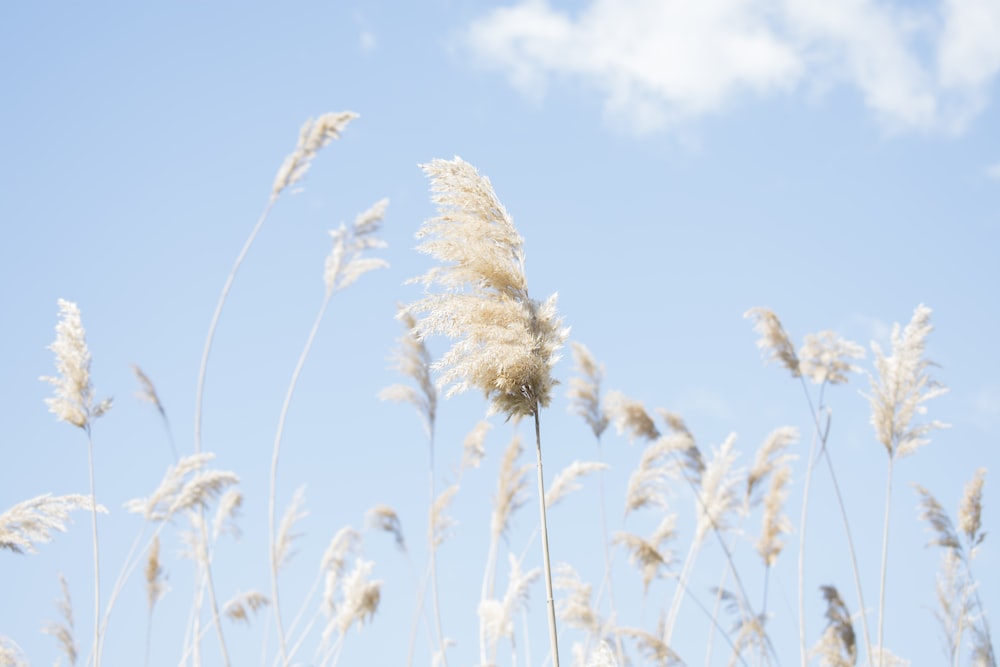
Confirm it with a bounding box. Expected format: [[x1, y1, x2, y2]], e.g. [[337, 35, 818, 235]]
[[0, 494, 105, 554], [605, 391, 660, 443], [275, 486, 308, 570], [43, 573, 77, 666], [547, 461, 609, 509], [568, 342, 609, 439], [867, 304, 948, 458], [366, 504, 406, 552], [744, 307, 800, 378], [798, 331, 865, 385], [224, 591, 270, 624]]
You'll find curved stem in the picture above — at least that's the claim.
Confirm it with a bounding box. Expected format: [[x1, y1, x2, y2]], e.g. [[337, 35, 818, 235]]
[[195, 195, 277, 454], [270, 293, 332, 665], [820, 445, 873, 666], [664, 537, 702, 647], [534, 406, 561, 667]]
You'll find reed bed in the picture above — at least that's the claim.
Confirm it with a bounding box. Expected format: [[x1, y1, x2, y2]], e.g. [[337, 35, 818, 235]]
[[2, 113, 993, 667]]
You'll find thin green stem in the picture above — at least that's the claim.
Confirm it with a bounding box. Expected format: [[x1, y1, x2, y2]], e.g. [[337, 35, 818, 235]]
[[534, 405, 561, 667]]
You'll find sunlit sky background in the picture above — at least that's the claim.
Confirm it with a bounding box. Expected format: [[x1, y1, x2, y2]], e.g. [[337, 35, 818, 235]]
[[2, 1, 1000, 665]]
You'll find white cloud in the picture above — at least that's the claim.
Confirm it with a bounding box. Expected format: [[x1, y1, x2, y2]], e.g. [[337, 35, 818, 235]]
[[987, 162, 1000, 181], [464, 0, 1000, 134]]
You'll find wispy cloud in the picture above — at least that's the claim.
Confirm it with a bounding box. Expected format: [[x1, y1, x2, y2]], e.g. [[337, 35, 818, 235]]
[[987, 162, 1000, 181], [463, 0, 1000, 135]]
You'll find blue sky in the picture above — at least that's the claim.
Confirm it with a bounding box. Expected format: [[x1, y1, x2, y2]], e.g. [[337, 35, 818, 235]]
[[2, 1, 999, 666]]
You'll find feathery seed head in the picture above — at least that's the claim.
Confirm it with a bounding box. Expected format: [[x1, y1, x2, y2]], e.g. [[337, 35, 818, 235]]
[[41, 299, 111, 429], [958, 467, 987, 547], [914, 484, 960, 550], [756, 465, 793, 566], [814, 585, 857, 667], [746, 426, 798, 506], [365, 504, 406, 552], [480, 554, 541, 653], [867, 304, 948, 457], [380, 306, 437, 437], [145, 535, 167, 611], [430, 485, 459, 548], [275, 486, 308, 570], [0, 494, 106, 554], [406, 157, 568, 418], [745, 307, 800, 378], [324, 198, 389, 295], [491, 435, 531, 538], [798, 331, 865, 385], [223, 591, 270, 624], [568, 342, 609, 438], [695, 434, 741, 542], [461, 420, 491, 473], [606, 391, 661, 443], [272, 112, 358, 197], [331, 558, 382, 636], [547, 460, 609, 509]]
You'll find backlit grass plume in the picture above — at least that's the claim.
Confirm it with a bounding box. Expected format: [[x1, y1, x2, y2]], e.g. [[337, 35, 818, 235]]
[[406, 157, 568, 418], [407, 156, 568, 666]]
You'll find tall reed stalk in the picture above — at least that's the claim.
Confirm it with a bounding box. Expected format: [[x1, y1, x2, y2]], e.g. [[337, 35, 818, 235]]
[[41, 299, 112, 667], [406, 157, 568, 666]]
